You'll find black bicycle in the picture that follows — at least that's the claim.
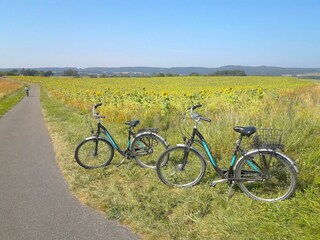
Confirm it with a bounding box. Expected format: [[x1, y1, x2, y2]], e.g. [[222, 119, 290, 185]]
[[75, 103, 168, 169], [156, 104, 298, 202]]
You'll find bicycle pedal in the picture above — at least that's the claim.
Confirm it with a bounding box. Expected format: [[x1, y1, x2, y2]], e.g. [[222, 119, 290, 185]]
[[209, 179, 228, 187], [209, 181, 217, 187]]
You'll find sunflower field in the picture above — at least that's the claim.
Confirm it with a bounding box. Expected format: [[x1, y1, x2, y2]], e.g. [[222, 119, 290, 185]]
[[11, 75, 320, 240]]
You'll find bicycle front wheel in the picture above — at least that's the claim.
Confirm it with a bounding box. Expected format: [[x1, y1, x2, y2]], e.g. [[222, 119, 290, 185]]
[[131, 133, 168, 168], [235, 150, 297, 202], [75, 137, 114, 169], [156, 145, 206, 187]]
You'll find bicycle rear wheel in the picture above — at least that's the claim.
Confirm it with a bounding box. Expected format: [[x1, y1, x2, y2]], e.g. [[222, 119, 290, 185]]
[[156, 145, 206, 187], [75, 137, 114, 169], [235, 150, 297, 202], [131, 133, 168, 168]]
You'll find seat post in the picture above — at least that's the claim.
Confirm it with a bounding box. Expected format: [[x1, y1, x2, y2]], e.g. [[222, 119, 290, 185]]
[[128, 125, 133, 137], [236, 134, 243, 148], [127, 126, 133, 150]]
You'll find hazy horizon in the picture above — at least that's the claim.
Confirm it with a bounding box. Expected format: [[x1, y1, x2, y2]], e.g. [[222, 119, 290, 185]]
[[1, 65, 320, 70]]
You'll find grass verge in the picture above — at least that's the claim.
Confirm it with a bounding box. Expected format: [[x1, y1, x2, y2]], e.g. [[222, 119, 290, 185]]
[[0, 87, 25, 117]]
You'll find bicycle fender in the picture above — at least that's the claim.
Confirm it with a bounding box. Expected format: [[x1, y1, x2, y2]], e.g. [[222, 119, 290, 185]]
[[234, 149, 299, 173], [84, 136, 100, 141], [84, 136, 113, 145], [135, 132, 169, 147]]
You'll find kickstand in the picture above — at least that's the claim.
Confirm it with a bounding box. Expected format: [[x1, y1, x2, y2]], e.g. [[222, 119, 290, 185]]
[[117, 157, 127, 167], [126, 158, 134, 169], [227, 181, 235, 201]]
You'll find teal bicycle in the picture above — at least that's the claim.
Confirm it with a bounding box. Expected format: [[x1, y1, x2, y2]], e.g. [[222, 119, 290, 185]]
[[156, 104, 298, 202], [75, 103, 168, 169]]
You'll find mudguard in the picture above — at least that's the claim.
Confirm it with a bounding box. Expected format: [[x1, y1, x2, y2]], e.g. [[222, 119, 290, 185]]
[[134, 131, 169, 147], [234, 148, 299, 173], [84, 136, 112, 145]]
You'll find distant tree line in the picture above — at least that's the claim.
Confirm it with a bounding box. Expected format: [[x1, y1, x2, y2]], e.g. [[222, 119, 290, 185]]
[[0, 68, 247, 78], [156, 70, 246, 77], [208, 70, 247, 76], [63, 69, 79, 77], [84, 70, 247, 78], [0, 68, 81, 77], [152, 70, 247, 77], [0, 69, 54, 77]]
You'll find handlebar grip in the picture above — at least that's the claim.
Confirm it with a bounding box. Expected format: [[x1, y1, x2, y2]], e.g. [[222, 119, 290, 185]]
[[94, 103, 102, 109], [189, 104, 202, 111], [200, 116, 211, 122], [100, 116, 106, 119]]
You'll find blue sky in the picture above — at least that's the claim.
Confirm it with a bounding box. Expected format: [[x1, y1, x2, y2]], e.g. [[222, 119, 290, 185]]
[[1, 0, 319, 68]]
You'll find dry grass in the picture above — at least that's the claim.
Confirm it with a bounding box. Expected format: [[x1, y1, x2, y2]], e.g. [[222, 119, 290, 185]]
[[0, 78, 23, 99]]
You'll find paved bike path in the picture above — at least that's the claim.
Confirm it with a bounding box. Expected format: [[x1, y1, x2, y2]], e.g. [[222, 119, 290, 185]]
[[0, 83, 139, 240]]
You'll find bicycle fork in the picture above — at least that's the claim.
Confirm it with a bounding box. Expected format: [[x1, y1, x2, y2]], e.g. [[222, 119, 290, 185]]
[[93, 138, 99, 156], [177, 148, 190, 171]]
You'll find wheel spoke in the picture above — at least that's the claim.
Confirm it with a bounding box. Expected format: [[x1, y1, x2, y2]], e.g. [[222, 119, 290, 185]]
[[236, 151, 296, 202], [75, 138, 114, 169], [156, 146, 205, 187], [131, 134, 167, 168]]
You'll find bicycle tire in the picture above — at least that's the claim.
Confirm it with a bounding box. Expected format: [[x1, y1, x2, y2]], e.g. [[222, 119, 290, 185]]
[[235, 150, 297, 202], [156, 145, 206, 187], [75, 137, 114, 169], [131, 132, 168, 168]]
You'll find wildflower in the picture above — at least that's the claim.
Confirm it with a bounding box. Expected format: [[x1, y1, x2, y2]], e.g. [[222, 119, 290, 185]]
[[162, 91, 168, 97]]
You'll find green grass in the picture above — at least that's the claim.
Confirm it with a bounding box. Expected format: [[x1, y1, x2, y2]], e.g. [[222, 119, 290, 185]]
[[0, 87, 26, 117], [38, 79, 320, 240]]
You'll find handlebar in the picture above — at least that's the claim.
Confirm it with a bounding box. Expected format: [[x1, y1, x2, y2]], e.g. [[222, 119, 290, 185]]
[[94, 103, 102, 109], [188, 104, 211, 123], [199, 116, 211, 122], [189, 104, 202, 111], [92, 103, 106, 119]]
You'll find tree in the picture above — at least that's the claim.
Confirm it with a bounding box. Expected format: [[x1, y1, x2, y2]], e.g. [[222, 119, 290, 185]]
[[165, 73, 175, 77], [20, 69, 38, 76], [39, 70, 54, 77], [155, 72, 165, 77], [63, 69, 79, 77], [7, 69, 19, 76], [190, 72, 200, 76], [210, 70, 247, 76]]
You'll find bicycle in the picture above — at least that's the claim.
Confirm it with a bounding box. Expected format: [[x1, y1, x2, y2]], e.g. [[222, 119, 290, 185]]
[[75, 103, 168, 169], [156, 104, 299, 202]]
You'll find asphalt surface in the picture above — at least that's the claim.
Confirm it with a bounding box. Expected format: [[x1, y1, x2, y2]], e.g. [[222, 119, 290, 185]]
[[0, 83, 140, 240]]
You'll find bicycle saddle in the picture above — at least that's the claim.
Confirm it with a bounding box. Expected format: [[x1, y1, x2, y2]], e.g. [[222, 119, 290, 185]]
[[233, 126, 256, 137], [125, 120, 140, 127]]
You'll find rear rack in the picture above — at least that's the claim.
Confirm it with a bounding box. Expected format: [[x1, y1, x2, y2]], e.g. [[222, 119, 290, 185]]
[[137, 128, 159, 134]]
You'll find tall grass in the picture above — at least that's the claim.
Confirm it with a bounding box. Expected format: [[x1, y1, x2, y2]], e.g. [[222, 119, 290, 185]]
[[15, 76, 320, 239]]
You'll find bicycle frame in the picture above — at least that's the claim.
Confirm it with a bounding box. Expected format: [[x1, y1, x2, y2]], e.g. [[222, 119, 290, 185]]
[[95, 122, 134, 157], [188, 127, 296, 183], [187, 127, 248, 180]]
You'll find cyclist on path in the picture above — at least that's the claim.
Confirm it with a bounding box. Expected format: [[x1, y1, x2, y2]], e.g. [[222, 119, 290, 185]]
[[25, 86, 29, 97]]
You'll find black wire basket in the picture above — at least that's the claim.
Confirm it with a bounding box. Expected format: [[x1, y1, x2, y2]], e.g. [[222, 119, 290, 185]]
[[253, 129, 285, 150]]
